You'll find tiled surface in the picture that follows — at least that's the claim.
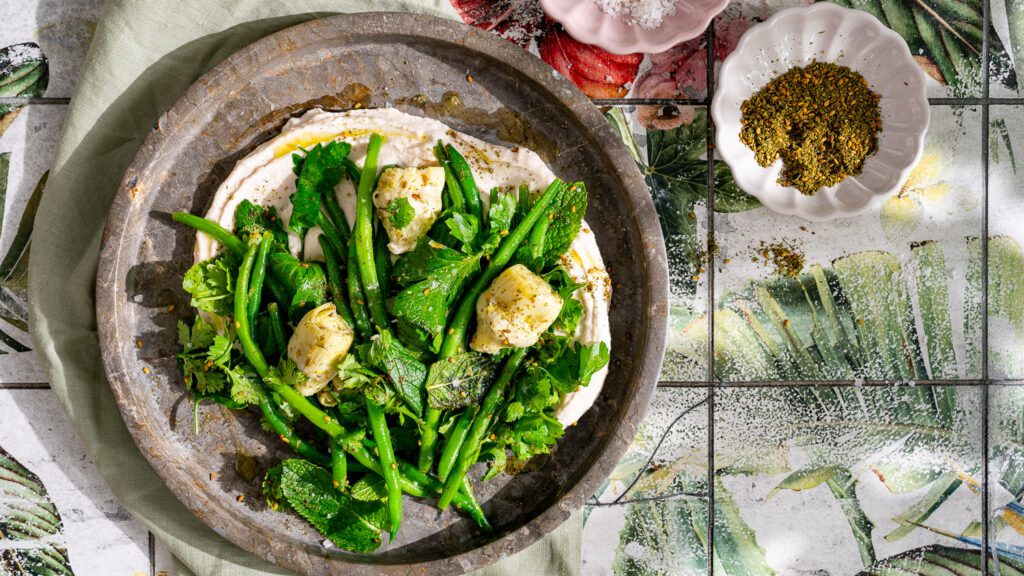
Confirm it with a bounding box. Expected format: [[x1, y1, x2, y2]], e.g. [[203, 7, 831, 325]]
[[0, 390, 151, 575], [712, 105, 984, 383], [713, 385, 983, 573], [582, 387, 709, 574], [3, 0, 1024, 574], [988, 105, 1024, 380], [0, 0, 105, 98]]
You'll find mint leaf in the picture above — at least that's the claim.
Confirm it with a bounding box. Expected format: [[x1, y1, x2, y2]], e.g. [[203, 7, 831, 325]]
[[350, 475, 388, 502], [367, 331, 427, 416], [392, 243, 482, 338], [278, 459, 388, 553], [386, 197, 416, 229], [268, 251, 327, 321], [289, 142, 351, 239], [182, 253, 236, 316], [234, 200, 287, 248], [425, 351, 499, 410]]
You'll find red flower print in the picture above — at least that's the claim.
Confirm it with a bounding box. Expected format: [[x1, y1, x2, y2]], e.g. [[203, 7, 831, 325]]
[[538, 24, 643, 99]]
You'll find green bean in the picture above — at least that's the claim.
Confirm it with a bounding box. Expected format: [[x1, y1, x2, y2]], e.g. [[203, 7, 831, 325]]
[[437, 348, 527, 509], [374, 227, 392, 299], [434, 142, 464, 213], [246, 232, 273, 328], [347, 239, 373, 340], [267, 302, 287, 357], [438, 179, 566, 359], [172, 212, 245, 255], [438, 408, 477, 481], [234, 235, 270, 377], [343, 158, 361, 185], [331, 439, 348, 491], [173, 212, 290, 308], [264, 377, 348, 438], [258, 392, 329, 466], [353, 442, 491, 531], [445, 144, 482, 226], [353, 133, 390, 334], [418, 408, 442, 473], [366, 399, 402, 540], [318, 210, 345, 256], [318, 235, 356, 330], [322, 189, 351, 242]]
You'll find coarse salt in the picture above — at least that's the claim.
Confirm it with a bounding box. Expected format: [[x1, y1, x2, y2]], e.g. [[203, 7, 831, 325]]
[[589, 0, 678, 30]]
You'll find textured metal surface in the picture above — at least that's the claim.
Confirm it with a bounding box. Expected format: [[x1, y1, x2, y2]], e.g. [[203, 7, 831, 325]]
[[95, 12, 667, 576]]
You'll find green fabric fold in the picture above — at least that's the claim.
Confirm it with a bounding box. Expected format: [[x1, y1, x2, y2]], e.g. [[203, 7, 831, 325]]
[[27, 1, 581, 574]]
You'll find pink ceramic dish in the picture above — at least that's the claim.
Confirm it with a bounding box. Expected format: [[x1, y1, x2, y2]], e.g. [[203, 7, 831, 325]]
[[539, 0, 730, 55]]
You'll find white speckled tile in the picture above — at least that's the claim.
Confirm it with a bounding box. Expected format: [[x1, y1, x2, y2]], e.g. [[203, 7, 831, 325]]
[[0, 389, 151, 575], [0, 0, 106, 98], [0, 104, 66, 383]]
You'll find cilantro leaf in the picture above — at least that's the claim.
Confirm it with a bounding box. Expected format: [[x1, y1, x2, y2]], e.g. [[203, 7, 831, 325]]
[[446, 212, 479, 251], [544, 268, 587, 334], [277, 459, 388, 553], [386, 197, 416, 229], [425, 351, 499, 410], [206, 335, 232, 367], [289, 142, 351, 239], [366, 331, 427, 416], [265, 359, 308, 392], [177, 316, 228, 394], [391, 242, 482, 338], [182, 252, 236, 316], [334, 354, 394, 408], [535, 336, 610, 394], [227, 363, 262, 406], [482, 190, 516, 254]]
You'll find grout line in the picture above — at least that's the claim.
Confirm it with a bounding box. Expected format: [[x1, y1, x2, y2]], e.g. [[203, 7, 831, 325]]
[[149, 531, 156, 576], [659, 379, 993, 387], [704, 20, 717, 575], [0, 382, 51, 390], [0, 97, 70, 105], [981, 0, 992, 571]]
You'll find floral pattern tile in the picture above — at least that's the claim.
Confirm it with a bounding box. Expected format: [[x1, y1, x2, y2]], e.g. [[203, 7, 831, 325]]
[[989, 385, 1024, 564], [605, 106, 712, 381], [582, 387, 709, 574], [711, 105, 985, 382], [0, 389, 151, 575], [988, 106, 1024, 380], [0, 104, 63, 383], [714, 385, 984, 574], [0, 0, 104, 98]]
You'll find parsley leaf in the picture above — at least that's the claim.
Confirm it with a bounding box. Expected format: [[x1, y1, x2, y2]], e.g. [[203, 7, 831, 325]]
[[391, 241, 482, 338], [386, 197, 416, 229], [182, 253, 237, 316], [289, 142, 351, 239], [366, 331, 427, 416], [425, 351, 499, 410], [276, 459, 388, 553]]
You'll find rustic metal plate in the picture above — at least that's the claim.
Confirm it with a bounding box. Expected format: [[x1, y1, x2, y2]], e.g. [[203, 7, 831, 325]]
[[96, 12, 666, 575]]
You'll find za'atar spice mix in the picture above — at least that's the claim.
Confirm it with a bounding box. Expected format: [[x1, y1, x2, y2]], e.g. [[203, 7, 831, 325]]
[[739, 61, 882, 196]]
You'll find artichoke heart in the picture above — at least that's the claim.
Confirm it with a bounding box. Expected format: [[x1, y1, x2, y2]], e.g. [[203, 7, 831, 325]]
[[287, 302, 354, 395], [373, 166, 445, 254], [471, 264, 563, 354]]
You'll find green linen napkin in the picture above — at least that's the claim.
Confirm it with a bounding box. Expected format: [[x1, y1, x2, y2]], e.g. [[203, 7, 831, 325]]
[[26, 1, 582, 574]]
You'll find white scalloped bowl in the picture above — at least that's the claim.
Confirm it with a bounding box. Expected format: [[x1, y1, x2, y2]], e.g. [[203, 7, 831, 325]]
[[538, 0, 730, 55], [711, 3, 929, 221]]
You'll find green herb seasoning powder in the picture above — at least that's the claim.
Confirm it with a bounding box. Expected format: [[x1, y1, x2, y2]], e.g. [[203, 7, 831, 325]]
[[739, 61, 882, 195]]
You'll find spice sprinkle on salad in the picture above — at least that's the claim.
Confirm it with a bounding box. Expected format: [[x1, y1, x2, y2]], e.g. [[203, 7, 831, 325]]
[[172, 108, 611, 551]]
